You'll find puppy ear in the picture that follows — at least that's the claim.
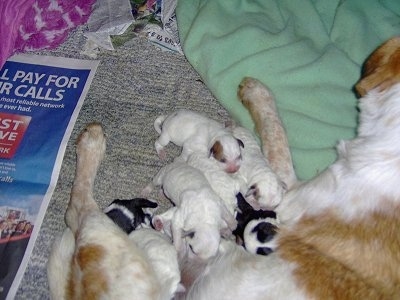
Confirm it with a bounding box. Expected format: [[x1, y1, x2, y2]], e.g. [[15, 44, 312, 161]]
[[181, 230, 195, 239], [236, 192, 252, 212], [209, 141, 223, 160], [237, 138, 244, 148], [128, 198, 158, 209], [245, 184, 259, 199], [137, 198, 158, 208], [355, 37, 400, 97]]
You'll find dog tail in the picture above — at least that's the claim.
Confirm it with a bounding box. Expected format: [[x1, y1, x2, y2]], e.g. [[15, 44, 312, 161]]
[[47, 228, 75, 300], [154, 115, 167, 134]]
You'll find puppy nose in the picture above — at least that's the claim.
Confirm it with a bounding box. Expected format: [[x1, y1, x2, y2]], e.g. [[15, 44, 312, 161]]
[[225, 164, 240, 173]]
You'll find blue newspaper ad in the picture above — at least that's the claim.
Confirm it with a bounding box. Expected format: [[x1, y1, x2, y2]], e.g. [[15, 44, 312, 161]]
[[0, 54, 98, 300]]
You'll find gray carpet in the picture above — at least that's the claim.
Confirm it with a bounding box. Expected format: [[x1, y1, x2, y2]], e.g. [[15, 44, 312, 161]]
[[14, 26, 232, 299]]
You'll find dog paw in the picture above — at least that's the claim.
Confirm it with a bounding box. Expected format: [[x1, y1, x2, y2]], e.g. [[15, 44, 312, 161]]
[[155, 142, 167, 160], [238, 77, 272, 108], [270, 185, 285, 210], [152, 216, 164, 231], [76, 122, 106, 159], [244, 178, 284, 211]]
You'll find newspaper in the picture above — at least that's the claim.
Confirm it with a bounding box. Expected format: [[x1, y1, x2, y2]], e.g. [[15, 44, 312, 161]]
[[0, 54, 99, 300]]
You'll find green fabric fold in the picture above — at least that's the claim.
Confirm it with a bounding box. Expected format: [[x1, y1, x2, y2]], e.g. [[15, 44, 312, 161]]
[[176, 0, 400, 180]]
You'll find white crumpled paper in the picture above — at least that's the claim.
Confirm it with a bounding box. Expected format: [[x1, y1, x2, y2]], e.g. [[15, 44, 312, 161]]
[[82, 0, 182, 57], [83, 0, 134, 52]]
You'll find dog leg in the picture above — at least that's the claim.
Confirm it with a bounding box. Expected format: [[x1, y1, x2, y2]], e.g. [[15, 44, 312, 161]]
[[47, 227, 75, 300], [238, 77, 297, 189], [141, 164, 167, 198], [65, 122, 106, 235], [155, 133, 171, 160]]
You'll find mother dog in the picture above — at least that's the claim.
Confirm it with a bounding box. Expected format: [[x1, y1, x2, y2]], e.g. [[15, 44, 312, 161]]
[[182, 37, 400, 299]]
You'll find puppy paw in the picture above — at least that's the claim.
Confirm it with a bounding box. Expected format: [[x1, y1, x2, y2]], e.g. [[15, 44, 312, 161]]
[[155, 142, 167, 160], [152, 216, 164, 231], [238, 77, 273, 108]]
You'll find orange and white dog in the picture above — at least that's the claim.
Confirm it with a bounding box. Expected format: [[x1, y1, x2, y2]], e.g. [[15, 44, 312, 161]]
[[181, 37, 400, 299], [47, 123, 181, 300]]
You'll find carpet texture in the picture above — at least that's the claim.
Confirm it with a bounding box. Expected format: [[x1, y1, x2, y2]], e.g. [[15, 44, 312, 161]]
[[14, 26, 230, 299]]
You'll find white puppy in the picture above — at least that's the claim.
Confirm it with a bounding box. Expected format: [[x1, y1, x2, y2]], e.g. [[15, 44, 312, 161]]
[[233, 126, 285, 210], [145, 160, 237, 260], [128, 228, 185, 298], [186, 152, 243, 214], [154, 109, 244, 173]]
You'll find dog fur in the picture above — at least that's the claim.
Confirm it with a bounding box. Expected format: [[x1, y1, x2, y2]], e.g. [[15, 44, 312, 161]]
[[48, 37, 400, 299], [104, 198, 158, 233], [233, 192, 277, 249], [237, 80, 297, 189], [47, 123, 173, 300], [181, 38, 400, 299], [243, 217, 279, 256], [145, 160, 237, 260], [355, 36, 400, 97], [128, 228, 185, 299], [186, 152, 242, 214], [154, 109, 244, 173], [233, 126, 285, 210]]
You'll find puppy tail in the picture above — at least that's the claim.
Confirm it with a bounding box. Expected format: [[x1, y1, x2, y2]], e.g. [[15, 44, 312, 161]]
[[154, 115, 167, 134], [47, 228, 75, 300]]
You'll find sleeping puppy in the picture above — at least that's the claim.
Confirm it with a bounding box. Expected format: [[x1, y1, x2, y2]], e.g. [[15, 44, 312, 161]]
[[182, 38, 400, 299], [47, 123, 169, 300], [144, 160, 237, 260], [104, 199, 184, 298], [128, 228, 185, 298], [233, 125, 285, 210], [233, 192, 277, 247], [243, 217, 279, 256], [154, 109, 244, 173], [186, 152, 243, 214], [104, 198, 158, 233]]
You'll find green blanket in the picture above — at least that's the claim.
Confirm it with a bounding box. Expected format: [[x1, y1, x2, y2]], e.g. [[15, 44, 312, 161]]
[[176, 0, 400, 180]]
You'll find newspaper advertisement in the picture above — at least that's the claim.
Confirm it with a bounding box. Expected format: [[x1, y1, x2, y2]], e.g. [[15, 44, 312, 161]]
[[0, 54, 99, 300]]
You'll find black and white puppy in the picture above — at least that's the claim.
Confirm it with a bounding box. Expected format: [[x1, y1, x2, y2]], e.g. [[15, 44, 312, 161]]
[[243, 216, 279, 255], [233, 193, 278, 255], [104, 198, 158, 234]]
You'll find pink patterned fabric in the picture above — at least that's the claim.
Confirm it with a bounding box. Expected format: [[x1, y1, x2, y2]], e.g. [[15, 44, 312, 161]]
[[0, 0, 95, 69]]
